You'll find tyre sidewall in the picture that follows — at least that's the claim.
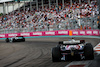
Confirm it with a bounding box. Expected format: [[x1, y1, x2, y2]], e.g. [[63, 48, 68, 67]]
[[52, 47, 61, 62], [6, 38, 9, 42], [84, 43, 94, 60]]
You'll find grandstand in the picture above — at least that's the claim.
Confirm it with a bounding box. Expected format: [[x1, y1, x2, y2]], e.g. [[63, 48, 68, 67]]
[[0, 0, 99, 34]]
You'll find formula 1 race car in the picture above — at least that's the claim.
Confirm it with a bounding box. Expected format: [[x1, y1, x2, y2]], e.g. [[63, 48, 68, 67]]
[[52, 38, 94, 62], [5, 36, 25, 42]]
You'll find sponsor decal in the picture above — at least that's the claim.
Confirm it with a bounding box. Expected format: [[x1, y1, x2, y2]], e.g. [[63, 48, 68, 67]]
[[45, 31, 55, 35], [93, 31, 98, 35], [21, 33, 30, 36], [80, 31, 85, 35], [33, 32, 42, 35], [0, 34, 5, 37], [58, 31, 68, 34], [8, 34, 17, 37], [86, 31, 92, 35], [73, 31, 78, 35]]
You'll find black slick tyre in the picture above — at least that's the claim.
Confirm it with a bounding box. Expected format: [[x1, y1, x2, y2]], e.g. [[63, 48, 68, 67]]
[[57, 41, 62, 47], [12, 38, 15, 42], [6, 38, 9, 42], [52, 47, 61, 62], [59, 41, 63, 44], [84, 43, 94, 60], [23, 38, 25, 42]]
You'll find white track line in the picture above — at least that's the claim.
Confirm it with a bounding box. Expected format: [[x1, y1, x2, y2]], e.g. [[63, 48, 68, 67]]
[[65, 60, 93, 67]]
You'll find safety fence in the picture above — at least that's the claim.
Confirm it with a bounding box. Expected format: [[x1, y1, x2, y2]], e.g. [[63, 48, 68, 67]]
[[0, 30, 99, 38], [0, 16, 99, 34]]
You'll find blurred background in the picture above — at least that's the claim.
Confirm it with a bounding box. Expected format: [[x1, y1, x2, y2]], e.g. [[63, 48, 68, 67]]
[[0, 0, 100, 34]]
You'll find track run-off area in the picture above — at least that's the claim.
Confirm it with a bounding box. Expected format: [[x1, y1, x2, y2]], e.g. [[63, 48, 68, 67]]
[[0, 36, 100, 67]]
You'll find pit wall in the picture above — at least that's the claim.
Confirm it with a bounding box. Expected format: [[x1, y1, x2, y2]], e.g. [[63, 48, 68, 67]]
[[0, 30, 100, 38]]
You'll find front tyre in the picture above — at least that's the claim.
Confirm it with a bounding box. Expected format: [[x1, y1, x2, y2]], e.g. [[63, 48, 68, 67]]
[[12, 38, 15, 42], [23, 38, 25, 42], [84, 43, 94, 60], [6, 38, 9, 42], [52, 47, 61, 62]]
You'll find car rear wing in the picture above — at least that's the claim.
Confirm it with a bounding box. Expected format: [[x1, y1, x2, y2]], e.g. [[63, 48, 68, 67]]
[[59, 40, 85, 45]]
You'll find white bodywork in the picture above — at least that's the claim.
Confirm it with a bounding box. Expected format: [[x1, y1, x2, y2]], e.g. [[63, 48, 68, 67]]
[[9, 37, 22, 42], [61, 39, 84, 50], [63, 40, 80, 44], [61, 44, 84, 50]]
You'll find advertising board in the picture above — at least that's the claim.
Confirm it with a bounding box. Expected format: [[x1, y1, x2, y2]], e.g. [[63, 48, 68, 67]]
[[0, 30, 99, 38]]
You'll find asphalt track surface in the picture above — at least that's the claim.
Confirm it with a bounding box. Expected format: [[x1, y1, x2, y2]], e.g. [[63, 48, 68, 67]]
[[0, 37, 99, 67]]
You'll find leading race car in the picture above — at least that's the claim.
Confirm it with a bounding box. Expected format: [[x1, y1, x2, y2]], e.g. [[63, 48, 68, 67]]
[[52, 38, 94, 62], [5, 36, 25, 42]]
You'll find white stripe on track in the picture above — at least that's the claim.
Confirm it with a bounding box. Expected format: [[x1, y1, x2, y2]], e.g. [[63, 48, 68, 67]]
[[65, 60, 92, 67], [94, 43, 100, 54]]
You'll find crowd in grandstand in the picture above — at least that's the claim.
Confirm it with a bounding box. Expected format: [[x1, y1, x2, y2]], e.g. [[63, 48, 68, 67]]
[[0, 1, 99, 33]]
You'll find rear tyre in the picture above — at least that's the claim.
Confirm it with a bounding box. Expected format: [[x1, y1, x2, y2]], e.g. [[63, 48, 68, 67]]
[[52, 47, 61, 62], [59, 41, 63, 44], [23, 38, 25, 42], [12, 38, 15, 42], [57, 41, 63, 47], [6, 38, 9, 42], [84, 43, 94, 60]]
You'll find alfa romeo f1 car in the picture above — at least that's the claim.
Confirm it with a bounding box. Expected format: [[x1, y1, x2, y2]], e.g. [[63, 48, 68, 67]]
[[52, 38, 94, 62], [5, 36, 25, 42]]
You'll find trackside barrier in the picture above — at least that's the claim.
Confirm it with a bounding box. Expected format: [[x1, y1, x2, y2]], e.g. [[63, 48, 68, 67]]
[[0, 30, 100, 38]]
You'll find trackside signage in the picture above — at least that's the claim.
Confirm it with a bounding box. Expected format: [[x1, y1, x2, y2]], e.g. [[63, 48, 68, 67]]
[[93, 30, 99, 35], [0, 30, 99, 38], [8, 34, 18, 37], [0, 34, 5, 38], [72, 30, 79, 35], [86, 30, 92, 35], [45, 31, 55, 35], [31, 32, 43, 36], [79, 31, 85, 35], [57, 30, 68, 35], [20, 33, 30, 36]]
